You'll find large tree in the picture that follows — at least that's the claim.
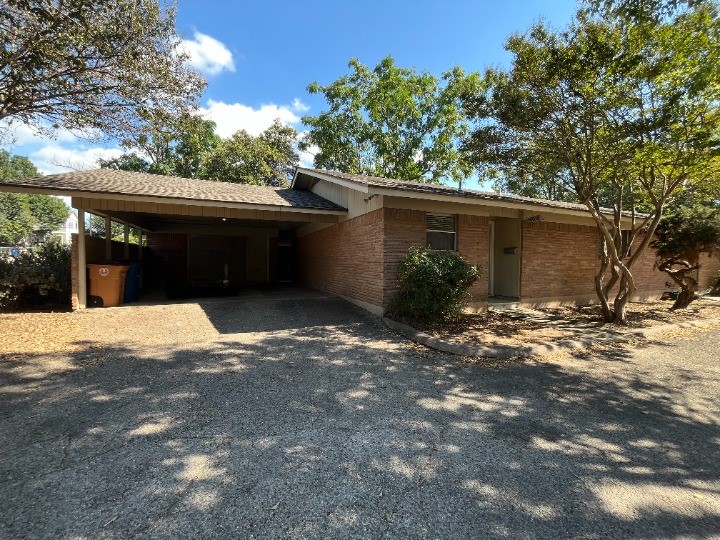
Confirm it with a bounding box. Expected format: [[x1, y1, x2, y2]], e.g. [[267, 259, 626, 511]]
[[0, 0, 204, 142], [300, 56, 480, 186], [653, 205, 720, 310], [100, 112, 220, 177], [0, 151, 67, 244], [463, 4, 720, 323], [200, 120, 300, 187]]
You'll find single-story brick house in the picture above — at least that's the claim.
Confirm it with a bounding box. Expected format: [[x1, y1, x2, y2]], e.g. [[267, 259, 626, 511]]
[[1, 167, 717, 313]]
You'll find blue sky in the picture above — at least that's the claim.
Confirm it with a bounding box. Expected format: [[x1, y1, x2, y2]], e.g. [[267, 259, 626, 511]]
[[2, 0, 577, 190]]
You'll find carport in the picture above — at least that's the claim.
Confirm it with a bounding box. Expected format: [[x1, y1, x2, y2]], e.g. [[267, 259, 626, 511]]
[[0, 169, 346, 308]]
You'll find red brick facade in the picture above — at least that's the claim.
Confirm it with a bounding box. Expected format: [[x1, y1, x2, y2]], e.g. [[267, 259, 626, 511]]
[[297, 209, 386, 307], [297, 208, 490, 310], [698, 253, 720, 289], [521, 222, 599, 298], [521, 222, 670, 300]]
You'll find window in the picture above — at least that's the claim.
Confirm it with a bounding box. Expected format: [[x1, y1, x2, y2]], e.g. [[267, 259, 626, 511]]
[[426, 212, 457, 251]]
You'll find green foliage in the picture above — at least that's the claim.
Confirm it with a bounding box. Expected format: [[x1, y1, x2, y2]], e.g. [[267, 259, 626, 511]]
[[300, 56, 480, 185], [0, 193, 35, 245], [0, 151, 68, 243], [200, 120, 299, 186], [100, 112, 221, 177], [0, 0, 204, 143], [27, 194, 68, 231], [389, 247, 481, 324], [0, 149, 39, 180], [652, 206, 720, 264], [88, 215, 124, 240], [652, 205, 720, 308], [101, 114, 298, 186], [0, 242, 71, 311], [463, 3, 720, 322]]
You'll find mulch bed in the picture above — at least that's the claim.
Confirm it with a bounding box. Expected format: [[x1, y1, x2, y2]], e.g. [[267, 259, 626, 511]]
[[396, 298, 720, 349]]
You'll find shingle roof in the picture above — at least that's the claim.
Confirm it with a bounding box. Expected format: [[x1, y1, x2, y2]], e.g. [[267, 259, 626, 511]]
[[0, 169, 346, 212], [295, 167, 594, 214]]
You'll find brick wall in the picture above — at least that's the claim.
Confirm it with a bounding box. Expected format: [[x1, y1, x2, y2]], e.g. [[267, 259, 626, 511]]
[[71, 234, 79, 310], [522, 222, 672, 300], [698, 253, 720, 290], [521, 221, 599, 298], [382, 208, 426, 306], [297, 208, 490, 311], [625, 233, 671, 292], [457, 214, 490, 302], [296, 209, 385, 307]]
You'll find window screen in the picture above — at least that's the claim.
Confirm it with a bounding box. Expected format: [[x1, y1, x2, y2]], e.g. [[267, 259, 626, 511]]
[[426, 213, 457, 251]]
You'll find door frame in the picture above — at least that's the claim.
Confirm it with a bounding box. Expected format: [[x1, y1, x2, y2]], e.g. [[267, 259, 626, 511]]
[[488, 219, 495, 296]]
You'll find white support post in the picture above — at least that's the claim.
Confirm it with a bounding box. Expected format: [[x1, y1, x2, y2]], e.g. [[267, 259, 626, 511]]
[[105, 215, 112, 261], [123, 222, 130, 259], [137, 229, 143, 260], [77, 209, 87, 309]]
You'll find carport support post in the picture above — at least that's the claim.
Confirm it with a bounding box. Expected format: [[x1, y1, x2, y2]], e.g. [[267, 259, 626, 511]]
[[123, 222, 130, 259], [77, 209, 87, 309], [105, 215, 112, 261]]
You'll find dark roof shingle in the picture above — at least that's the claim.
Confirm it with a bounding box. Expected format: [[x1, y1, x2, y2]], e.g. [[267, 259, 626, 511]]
[[0, 169, 346, 211]]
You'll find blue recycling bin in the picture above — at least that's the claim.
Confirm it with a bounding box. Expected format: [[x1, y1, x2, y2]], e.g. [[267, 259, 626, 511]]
[[123, 261, 142, 303]]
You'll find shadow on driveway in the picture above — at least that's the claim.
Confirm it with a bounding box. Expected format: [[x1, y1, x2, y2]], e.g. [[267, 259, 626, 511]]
[[1, 300, 718, 538]]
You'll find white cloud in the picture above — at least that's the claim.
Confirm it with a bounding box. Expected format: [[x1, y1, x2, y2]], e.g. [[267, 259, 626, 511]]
[[199, 98, 309, 138], [30, 145, 123, 174], [296, 131, 318, 168], [0, 121, 78, 146], [291, 98, 310, 113], [179, 31, 235, 76]]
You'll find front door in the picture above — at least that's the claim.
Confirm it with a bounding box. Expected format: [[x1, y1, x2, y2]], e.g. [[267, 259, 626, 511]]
[[492, 218, 521, 298]]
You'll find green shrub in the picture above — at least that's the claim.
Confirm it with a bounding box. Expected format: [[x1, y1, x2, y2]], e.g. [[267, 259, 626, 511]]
[[389, 246, 481, 324], [0, 242, 71, 311]]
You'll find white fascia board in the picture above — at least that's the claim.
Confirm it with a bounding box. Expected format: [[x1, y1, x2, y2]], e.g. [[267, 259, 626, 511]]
[[294, 168, 370, 194]]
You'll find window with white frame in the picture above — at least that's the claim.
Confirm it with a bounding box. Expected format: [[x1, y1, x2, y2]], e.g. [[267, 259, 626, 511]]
[[426, 212, 457, 251]]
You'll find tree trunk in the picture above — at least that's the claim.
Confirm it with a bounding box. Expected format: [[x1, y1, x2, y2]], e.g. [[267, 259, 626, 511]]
[[594, 244, 615, 322], [659, 262, 701, 311], [671, 284, 698, 310], [613, 267, 636, 325]]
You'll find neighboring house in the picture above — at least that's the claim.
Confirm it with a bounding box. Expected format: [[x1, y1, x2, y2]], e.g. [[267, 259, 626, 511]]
[[51, 210, 78, 245], [0, 167, 704, 312]]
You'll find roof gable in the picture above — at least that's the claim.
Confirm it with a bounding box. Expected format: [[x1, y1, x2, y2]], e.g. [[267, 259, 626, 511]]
[[293, 167, 598, 215]]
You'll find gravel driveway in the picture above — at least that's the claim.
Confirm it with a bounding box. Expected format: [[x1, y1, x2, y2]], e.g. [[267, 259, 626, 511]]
[[1, 293, 719, 539]]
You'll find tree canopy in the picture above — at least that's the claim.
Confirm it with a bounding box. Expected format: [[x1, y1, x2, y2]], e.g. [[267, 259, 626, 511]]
[[100, 112, 221, 178], [0, 0, 204, 143], [0, 151, 68, 244], [102, 117, 299, 187], [653, 205, 720, 309], [463, 2, 720, 323], [201, 120, 299, 186], [300, 56, 480, 186]]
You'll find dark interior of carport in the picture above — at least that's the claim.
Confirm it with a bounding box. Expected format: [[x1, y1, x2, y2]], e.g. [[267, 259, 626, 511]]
[[75, 198, 341, 303]]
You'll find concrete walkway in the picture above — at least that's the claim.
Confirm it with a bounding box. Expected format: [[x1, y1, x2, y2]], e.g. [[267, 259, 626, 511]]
[[1, 297, 719, 538]]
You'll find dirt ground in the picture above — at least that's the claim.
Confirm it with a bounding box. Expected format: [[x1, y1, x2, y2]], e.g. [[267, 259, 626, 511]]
[[2, 296, 719, 358], [406, 298, 720, 349]]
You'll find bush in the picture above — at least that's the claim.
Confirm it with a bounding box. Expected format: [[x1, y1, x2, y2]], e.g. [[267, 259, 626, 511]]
[[0, 242, 71, 311], [389, 246, 481, 324]]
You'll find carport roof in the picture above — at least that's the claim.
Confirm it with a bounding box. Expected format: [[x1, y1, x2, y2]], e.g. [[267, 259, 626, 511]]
[[0, 169, 346, 212]]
